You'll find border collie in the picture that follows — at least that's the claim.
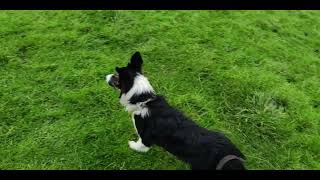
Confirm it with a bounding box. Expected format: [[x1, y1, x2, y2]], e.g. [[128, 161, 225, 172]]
[[106, 52, 246, 170]]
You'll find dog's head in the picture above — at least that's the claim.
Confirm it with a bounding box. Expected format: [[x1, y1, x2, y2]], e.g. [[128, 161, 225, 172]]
[[106, 52, 144, 96]]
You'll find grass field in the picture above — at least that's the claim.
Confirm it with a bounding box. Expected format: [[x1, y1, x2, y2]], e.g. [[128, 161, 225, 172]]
[[0, 10, 320, 170]]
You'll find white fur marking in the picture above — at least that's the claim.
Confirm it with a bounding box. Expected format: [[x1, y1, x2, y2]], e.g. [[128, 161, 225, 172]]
[[131, 109, 149, 137], [106, 74, 113, 84], [128, 138, 150, 152], [138, 107, 150, 118], [125, 74, 154, 100], [131, 113, 140, 137], [120, 74, 155, 114]]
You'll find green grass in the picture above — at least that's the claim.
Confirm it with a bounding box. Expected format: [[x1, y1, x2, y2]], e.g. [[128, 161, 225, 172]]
[[0, 10, 320, 170]]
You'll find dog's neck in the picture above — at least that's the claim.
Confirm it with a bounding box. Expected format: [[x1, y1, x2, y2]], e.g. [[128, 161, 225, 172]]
[[120, 74, 155, 117]]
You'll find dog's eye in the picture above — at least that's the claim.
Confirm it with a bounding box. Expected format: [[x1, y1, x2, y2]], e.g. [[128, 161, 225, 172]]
[[114, 73, 120, 86], [114, 73, 119, 79]]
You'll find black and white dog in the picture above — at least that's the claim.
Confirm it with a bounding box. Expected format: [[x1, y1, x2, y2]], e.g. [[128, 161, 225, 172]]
[[106, 52, 246, 170]]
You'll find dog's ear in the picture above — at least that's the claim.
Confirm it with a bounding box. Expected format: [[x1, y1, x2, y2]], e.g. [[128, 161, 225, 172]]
[[115, 67, 120, 73], [129, 52, 143, 72]]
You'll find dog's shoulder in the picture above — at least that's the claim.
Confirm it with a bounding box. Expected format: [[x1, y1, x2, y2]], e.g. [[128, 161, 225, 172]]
[[146, 95, 193, 125]]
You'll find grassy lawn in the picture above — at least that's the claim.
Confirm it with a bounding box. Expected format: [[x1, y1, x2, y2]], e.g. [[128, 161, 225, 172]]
[[0, 10, 319, 170]]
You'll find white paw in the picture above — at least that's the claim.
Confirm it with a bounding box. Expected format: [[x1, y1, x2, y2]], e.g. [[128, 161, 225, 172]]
[[128, 140, 150, 153], [128, 141, 137, 150]]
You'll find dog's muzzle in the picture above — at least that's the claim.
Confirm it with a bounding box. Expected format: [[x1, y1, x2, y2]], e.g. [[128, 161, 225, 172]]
[[106, 74, 119, 88]]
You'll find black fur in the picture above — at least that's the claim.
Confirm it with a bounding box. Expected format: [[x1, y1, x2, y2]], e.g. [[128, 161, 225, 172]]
[[134, 95, 246, 170], [107, 52, 246, 170]]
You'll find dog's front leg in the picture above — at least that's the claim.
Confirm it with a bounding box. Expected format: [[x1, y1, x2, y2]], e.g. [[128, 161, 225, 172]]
[[128, 138, 150, 152], [129, 111, 153, 152]]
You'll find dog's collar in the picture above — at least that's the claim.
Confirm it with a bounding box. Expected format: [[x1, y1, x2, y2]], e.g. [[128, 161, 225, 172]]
[[216, 155, 245, 170]]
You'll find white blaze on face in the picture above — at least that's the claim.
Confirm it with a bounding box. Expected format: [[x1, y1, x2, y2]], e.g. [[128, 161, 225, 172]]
[[106, 74, 113, 84]]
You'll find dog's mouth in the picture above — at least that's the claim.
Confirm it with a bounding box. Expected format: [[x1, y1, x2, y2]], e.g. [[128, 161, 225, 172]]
[[106, 73, 120, 89]]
